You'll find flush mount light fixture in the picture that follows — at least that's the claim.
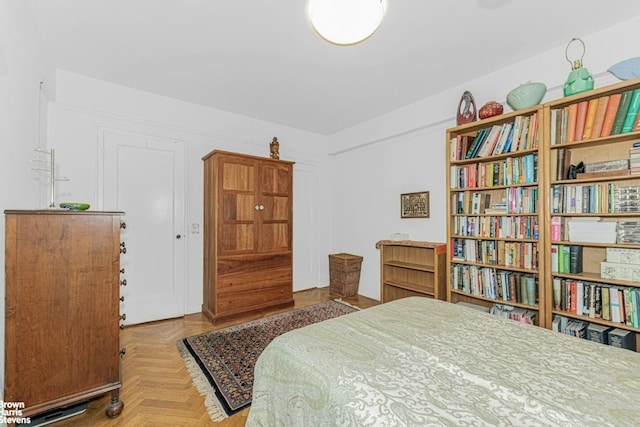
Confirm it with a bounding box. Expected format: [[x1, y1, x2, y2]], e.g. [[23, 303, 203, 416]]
[[307, 0, 387, 46]]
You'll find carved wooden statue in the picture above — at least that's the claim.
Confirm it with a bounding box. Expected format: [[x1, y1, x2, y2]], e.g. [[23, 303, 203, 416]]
[[270, 137, 280, 159]]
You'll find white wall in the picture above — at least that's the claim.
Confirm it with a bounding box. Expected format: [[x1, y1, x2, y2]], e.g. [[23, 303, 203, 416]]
[[48, 70, 331, 315], [329, 16, 640, 300], [0, 0, 55, 398]]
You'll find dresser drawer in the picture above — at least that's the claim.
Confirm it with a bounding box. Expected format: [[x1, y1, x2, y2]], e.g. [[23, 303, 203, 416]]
[[216, 283, 292, 316], [217, 267, 291, 292]]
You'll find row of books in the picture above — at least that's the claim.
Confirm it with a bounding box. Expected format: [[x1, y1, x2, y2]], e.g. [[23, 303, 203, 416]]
[[550, 244, 582, 274], [552, 278, 640, 327], [453, 215, 539, 240], [450, 264, 537, 306], [504, 187, 538, 215], [490, 304, 536, 324], [454, 192, 491, 215], [550, 88, 640, 145], [450, 154, 538, 189], [553, 315, 636, 351], [451, 188, 538, 217], [451, 238, 538, 270], [449, 113, 539, 161], [550, 183, 617, 214]]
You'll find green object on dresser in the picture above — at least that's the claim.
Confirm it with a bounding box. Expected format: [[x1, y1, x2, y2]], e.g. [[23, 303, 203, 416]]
[[59, 202, 90, 210]]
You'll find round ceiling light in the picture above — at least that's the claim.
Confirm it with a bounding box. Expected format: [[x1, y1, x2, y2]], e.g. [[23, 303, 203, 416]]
[[307, 0, 387, 46]]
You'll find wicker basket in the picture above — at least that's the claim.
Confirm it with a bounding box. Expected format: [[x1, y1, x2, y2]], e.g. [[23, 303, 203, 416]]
[[329, 253, 363, 297]]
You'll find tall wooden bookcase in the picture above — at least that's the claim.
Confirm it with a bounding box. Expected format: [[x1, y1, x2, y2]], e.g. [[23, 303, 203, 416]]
[[543, 77, 640, 351], [446, 77, 640, 351], [446, 107, 546, 326]]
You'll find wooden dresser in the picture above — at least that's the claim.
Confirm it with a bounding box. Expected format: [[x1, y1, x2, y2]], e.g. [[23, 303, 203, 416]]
[[202, 150, 294, 323], [4, 210, 126, 418]]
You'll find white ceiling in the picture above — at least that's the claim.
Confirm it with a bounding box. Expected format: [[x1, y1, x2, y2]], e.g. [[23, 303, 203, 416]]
[[25, 0, 640, 135]]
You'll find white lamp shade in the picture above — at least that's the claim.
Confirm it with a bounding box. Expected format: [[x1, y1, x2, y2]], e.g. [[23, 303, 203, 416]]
[[308, 0, 387, 45]]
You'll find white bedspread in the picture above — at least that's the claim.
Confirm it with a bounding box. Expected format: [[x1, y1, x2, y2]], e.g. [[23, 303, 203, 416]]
[[247, 297, 640, 426]]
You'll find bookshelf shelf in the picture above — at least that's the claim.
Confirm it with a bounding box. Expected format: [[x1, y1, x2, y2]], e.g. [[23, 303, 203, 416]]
[[550, 212, 640, 219], [450, 289, 539, 310], [451, 147, 539, 165], [552, 270, 640, 287], [553, 175, 639, 185], [384, 260, 435, 272], [382, 280, 436, 296], [551, 309, 640, 333], [450, 183, 539, 191], [450, 259, 537, 273], [452, 236, 539, 243], [551, 240, 640, 248]]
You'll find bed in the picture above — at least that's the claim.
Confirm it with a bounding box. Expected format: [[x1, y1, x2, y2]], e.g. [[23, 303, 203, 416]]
[[246, 297, 640, 426]]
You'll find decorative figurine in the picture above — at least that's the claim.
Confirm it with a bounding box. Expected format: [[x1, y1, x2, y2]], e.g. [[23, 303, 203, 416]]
[[478, 101, 503, 119], [563, 37, 594, 97], [269, 137, 280, 159], [457, 91, 477, 125]]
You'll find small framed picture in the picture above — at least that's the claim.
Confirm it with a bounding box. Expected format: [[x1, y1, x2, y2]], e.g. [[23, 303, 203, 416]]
[[401, 191, 430, 218]]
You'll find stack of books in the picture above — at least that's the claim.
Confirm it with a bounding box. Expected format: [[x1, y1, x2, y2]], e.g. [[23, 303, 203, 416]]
[[484, 200, 507, 214], [576, 158, 630, 179], [601, 247, 640, 282]]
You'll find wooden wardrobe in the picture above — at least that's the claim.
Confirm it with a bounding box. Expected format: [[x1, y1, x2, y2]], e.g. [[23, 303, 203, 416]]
[[4, 210, 126, 419], [202, 150, 294, 323]]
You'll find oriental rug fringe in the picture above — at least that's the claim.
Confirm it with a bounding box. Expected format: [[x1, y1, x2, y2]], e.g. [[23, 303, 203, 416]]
[[177, 299, 359, 421]]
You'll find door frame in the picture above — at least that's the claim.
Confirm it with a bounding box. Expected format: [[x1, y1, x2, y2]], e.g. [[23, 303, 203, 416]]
[[96, 126, 188, 321]]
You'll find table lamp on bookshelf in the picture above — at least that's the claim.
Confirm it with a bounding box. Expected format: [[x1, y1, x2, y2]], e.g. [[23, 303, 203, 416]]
[[563, 37, 594, 97]]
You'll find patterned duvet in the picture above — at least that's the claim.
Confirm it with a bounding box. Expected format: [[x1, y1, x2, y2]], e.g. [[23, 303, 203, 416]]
[[247, 297, 640, 426]]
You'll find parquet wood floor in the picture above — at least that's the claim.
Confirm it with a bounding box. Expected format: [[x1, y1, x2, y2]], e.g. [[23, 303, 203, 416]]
[[51, 287, 379, 427]]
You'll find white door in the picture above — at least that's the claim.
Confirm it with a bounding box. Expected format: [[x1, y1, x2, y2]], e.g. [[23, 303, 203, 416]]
[[100, 128, 186, 325]]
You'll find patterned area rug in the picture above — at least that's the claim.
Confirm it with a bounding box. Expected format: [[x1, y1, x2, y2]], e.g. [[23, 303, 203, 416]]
[[177, 300, 359, 421]]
